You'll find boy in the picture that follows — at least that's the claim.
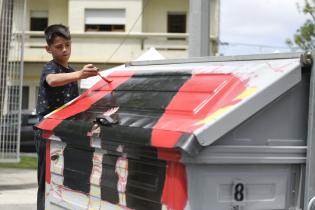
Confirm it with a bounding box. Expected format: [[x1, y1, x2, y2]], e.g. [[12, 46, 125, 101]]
[[35, 24, 98, 210]]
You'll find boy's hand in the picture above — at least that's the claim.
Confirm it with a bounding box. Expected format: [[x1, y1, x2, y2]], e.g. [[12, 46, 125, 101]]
[[78, 64, 99, 79]]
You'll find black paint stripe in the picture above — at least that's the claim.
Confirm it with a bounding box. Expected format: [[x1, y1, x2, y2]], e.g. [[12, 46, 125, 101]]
[[94, 72, 192, 146], [100, 154, 119, 204], [63, 146, 93, 194], [54, 120, 93, 148]]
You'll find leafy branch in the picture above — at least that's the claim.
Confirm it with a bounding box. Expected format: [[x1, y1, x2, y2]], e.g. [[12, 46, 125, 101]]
[[286, 0, 315, 50]]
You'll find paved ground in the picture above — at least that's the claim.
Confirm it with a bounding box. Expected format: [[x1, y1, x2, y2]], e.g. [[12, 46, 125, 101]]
[[0, 168, 37, 210]]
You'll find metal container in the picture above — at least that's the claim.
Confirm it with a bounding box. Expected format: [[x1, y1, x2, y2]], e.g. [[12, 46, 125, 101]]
[[36, 52, 315, 210]]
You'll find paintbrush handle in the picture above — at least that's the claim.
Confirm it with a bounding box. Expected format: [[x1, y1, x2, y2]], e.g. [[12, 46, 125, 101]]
[[97, 72, 113, 83]]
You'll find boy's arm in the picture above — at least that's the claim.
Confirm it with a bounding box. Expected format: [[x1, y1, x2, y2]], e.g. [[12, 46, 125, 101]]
[[46, 64, 99, 87]]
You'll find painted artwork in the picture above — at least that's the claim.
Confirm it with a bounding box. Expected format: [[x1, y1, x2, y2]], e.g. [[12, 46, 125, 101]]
[[37, 58, 300, 210]]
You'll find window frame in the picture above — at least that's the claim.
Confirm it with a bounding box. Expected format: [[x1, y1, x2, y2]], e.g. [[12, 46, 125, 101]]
[[167, 12, 187, 34], [84, 8, 126, 32], [30, 10, 48, 31]]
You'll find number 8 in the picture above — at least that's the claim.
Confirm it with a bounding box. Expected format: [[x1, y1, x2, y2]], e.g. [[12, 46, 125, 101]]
[[234, 183, 244, 201]]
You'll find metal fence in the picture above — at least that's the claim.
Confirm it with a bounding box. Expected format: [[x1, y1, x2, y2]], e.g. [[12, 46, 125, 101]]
[[0, 0, 25, 162]]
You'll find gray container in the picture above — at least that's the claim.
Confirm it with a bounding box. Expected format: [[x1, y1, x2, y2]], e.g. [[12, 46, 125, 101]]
[[37, 52, 315, 210]]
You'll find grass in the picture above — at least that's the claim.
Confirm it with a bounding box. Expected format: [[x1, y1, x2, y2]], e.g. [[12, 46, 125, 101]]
[[0, 155, 37, 169]]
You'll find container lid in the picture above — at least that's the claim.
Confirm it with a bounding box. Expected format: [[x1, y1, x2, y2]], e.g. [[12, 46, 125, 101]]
[[36, 54, 301, 155]]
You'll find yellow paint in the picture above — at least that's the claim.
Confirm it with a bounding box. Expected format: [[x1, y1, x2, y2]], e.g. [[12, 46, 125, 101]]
[[44, 103, 68, 118], [234, 87, 257, 100], [195, 105, 234, 125], [196, 87, 257, 125]]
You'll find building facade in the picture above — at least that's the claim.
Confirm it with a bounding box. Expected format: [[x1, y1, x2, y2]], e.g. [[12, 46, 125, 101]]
[[18, 0, 220, 111]]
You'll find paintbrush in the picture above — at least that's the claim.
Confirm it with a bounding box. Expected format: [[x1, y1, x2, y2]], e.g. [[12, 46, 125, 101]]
[[97, 69, 113, 83]]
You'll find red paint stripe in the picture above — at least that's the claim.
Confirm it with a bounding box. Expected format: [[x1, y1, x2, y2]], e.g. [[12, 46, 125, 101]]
[[152, 73, 247, 148], [45, 140, 51, 184], [37, 118, 63, 131], [36, 70, 134, 131], [161, 161, 187, 210], [157, 148, 181, 161], [151, 130, 183, 149]]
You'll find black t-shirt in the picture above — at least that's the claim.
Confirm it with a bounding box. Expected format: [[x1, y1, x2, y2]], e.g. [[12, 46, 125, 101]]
[[36, 60, 79, 117]]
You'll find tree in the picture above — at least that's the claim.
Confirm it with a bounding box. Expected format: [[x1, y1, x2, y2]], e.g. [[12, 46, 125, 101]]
[[286, 0, 315, 50]]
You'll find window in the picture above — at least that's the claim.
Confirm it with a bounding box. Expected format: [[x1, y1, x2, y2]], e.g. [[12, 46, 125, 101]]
[[85, 9, 126, 32], [30, 10, 48, 31], [167, 13, 186, 33], [22, 86, 29, 110]]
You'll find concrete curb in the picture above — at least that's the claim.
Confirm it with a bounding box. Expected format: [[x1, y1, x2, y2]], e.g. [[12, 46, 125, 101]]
[[0, 168, 37, 187], [0, 168, 37, 209]]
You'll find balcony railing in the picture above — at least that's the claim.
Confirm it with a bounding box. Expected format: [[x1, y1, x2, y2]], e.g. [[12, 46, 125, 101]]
[[20, 31, 217, 63], [22, 31, 193, 63]]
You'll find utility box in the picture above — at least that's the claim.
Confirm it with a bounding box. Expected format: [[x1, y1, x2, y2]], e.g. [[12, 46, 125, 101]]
[[36, 52, 315, 210]]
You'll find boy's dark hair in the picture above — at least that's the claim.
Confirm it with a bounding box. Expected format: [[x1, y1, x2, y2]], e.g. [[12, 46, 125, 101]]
[[44, 24, 71, 45]]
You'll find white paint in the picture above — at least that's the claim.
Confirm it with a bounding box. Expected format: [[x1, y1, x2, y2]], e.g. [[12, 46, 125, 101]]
[[80, 47, 165, 89]]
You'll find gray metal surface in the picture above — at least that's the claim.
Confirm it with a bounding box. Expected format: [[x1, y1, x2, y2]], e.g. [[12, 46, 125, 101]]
[[188, 0, 210, 57], [194, 64, 301, 148], [185, 164, 301, 210], [127, 52, 302, 67], [0, 0, 25, 162], [304, 51, 315, 209], [182, 146, 306, 164], [177, 54, 309, 210], [182, 73, 309, 164]]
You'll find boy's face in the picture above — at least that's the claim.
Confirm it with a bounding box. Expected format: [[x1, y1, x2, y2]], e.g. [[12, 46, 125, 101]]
[[46, 36, 71, 65]]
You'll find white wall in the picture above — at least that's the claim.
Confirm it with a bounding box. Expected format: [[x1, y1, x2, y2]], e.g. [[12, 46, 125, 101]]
[[68, 0, 143, 32], [48, 0, 68, 25], [26, 0, 68, 29], [143, 0, 189, 33]]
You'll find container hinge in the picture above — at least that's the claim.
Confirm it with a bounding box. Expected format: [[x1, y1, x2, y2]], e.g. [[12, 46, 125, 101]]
[[95, 107, 119, 126], [300, 51, 313, 68], [96, 115, 118, 126]]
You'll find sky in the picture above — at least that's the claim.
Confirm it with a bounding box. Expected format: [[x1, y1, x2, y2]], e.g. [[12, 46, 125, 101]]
[[219, 0, 310, 55]]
